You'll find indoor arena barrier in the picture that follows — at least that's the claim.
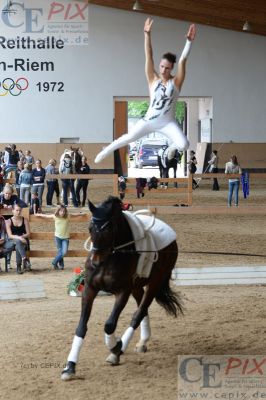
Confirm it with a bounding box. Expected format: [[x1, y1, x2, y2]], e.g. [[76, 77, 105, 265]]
[[45, 173, 119, 197], [122, 176, 193, 206], [3, 173, 119, 197]]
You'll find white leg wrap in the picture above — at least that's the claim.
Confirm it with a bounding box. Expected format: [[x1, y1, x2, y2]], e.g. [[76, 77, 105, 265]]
[[179, 39, 192, 61], [140, 316, 151, 342], [67, 335, 84, 363], [121, 327, 134, 353], [105, 333, 117, 350]]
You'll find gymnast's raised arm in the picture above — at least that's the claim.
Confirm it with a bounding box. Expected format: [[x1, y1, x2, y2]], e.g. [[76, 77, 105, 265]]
[[144, 18, 158, 86], [174, 24, 196, 90]]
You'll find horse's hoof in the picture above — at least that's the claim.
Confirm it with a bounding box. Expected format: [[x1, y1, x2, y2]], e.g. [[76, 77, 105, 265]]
[[110, 339, 122, 356], [135, 344, 148, 353], [61, 361, 76, 381], [106, 353, 120, 365], [61, 371, 75, 381]]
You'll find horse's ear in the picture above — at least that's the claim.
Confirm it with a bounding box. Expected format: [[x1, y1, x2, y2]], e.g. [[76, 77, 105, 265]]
[[88, 200, 96, 213]]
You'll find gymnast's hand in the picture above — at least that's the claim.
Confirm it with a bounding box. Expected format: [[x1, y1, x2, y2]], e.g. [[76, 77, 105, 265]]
[[187, 24, 196, 41], [144, 17, 153, 33]]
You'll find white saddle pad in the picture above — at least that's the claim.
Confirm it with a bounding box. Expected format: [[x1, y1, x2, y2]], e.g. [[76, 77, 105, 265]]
[[123, 211, 176, 278]]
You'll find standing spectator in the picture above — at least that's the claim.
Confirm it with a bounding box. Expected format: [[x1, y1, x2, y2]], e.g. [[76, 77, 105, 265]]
[[75, 156, 90, 207], [187, 150, 198, 189], [15, 160, 24, 199], [18, 150, 26, 164], [208, 150, 219, 191], [225, 155, 242, 207], [60, 154, 78, 207], [32, 160, 46, 207], [19, 163, 33, 206], [36, 205, 84, 269], [45, 159, 58, 206], [25, 149, 34, 166], [54, 178, 61, 205], [5, 203, 32, 274]]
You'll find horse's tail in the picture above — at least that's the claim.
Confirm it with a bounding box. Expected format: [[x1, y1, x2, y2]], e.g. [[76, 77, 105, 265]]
[[155, 279, 184, 317]]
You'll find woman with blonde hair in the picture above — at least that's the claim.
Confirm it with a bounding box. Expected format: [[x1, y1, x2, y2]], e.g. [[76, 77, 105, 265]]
[[19, 163, 33, 205], [36, 205, 85, 270], [0, 184, 27, 209]]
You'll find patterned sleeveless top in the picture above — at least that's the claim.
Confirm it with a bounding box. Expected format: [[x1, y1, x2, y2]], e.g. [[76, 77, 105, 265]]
[[144, 79, 179, 122]]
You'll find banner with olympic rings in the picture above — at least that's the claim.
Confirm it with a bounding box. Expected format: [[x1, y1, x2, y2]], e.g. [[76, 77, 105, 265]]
[[0, 2, 117, 143], [0, 77, 29, 96]]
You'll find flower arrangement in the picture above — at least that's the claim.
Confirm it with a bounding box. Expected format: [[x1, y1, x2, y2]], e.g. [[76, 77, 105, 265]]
[[67, 267, 85, 296]]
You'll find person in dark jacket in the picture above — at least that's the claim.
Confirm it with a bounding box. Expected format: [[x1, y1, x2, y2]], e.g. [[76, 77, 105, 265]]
[[0, 185, 27, 209], [75, 156, 90, 207], [45, 159, 58, 206], [32, 160, 46, 207]]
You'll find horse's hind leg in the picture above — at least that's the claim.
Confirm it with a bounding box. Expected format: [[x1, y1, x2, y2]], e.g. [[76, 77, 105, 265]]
[[132, 287, 151, 353], [120, 282, 164, 354], [61, 285, 98, 381]]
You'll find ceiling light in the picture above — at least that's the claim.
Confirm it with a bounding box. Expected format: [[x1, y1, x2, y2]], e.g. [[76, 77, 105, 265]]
[[133, 1, 143, 11], [242, 21, 251, 32]]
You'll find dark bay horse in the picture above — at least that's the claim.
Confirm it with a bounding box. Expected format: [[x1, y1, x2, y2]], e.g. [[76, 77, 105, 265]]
[[61, 196, 183, 380], [157, 146, 182, 187]]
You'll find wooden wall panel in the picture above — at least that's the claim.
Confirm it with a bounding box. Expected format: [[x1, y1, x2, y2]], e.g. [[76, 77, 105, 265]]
[[114, 101, 128, 176]]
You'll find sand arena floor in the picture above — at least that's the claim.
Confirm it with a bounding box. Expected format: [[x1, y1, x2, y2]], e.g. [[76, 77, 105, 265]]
[[1, 179, 266, 400]]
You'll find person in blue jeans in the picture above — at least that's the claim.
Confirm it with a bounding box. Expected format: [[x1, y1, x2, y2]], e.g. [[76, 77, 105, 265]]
[[36, 205, 86, 270], [59, 154, 78, 207], [225, 155, 242, 207]]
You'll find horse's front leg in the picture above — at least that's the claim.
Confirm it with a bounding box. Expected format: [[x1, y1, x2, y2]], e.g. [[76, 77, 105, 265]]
[[105, 290, 131, 366], [61, 284, 98, 381]]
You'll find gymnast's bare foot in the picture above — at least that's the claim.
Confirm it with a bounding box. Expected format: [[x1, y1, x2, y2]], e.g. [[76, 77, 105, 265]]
[[95, 150, 107, 163]]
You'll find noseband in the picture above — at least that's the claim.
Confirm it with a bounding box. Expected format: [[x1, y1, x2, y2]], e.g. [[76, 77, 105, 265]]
[[91, 217, 111, 233]]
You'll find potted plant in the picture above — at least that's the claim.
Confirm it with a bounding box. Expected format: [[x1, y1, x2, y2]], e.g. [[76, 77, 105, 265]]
[[67, 267, 85, 297]]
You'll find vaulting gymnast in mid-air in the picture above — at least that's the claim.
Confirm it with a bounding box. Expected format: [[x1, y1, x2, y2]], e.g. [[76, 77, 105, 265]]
[[94, 18, 196, 164]]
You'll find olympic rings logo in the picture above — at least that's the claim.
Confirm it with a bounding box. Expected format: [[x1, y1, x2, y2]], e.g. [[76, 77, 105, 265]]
[[0, 77, 29, 96]]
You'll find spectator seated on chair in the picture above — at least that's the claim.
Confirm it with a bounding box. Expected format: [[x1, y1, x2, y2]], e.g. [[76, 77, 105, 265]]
[[5, 203, 31, 274], [0, 215, 14, 272]]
